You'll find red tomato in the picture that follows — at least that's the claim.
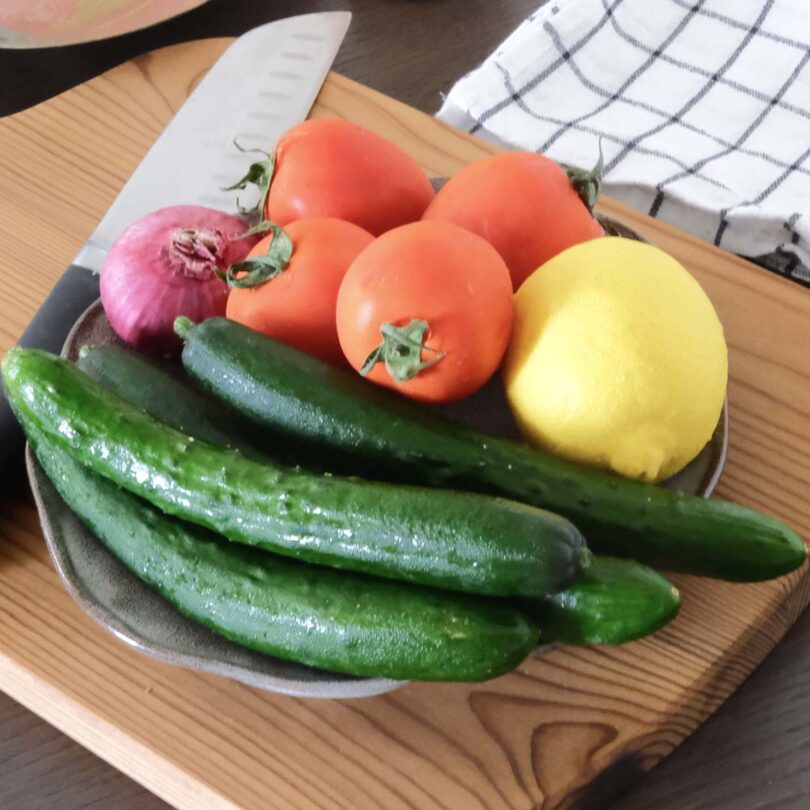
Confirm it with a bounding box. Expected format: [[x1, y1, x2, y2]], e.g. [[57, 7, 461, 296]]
[[422, 151, 604, 289], [263, 119, 434, 235], [336, 221, 513, 403], [226, 217, 374, 365]]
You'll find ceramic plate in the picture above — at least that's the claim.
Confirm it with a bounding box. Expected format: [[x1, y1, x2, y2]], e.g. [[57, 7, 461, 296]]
[[27, 252, 728, 699]]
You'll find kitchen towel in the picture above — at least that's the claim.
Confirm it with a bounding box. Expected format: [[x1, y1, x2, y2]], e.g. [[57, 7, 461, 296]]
[[438, 0, 810, 286]]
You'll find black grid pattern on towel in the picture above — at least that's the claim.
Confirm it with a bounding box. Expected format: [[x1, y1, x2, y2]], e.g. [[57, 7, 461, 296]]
[[650, 46, 810, 219], [493, 62, 733, 195], [469, 0, 628, 135], [466, 0, 810, 285], [599, 0, 776, 176]]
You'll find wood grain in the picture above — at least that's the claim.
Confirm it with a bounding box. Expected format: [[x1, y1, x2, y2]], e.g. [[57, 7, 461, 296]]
[[613, 606, 810, 810], [1, 38, 810, 810], [0, 689, 166, 810]]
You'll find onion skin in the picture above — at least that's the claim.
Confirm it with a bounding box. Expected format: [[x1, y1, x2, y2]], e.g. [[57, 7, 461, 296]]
[[101, 205, 258, 356]]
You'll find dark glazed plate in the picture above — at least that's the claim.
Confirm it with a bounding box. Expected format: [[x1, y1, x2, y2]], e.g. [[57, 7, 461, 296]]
[[26, 445, 400, 699], [26, 273, 728, 698], [26, 300, 400, 699]]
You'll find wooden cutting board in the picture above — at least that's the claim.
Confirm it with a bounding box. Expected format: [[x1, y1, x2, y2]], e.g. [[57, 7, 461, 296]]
[[1, 38, 810, 810]]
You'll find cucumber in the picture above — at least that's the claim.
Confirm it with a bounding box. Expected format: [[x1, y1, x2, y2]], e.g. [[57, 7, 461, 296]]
[[77, 345, 273, 462], [30, 432, 539, 682], [525, 557, 681, 645], [3, 348, 588, 598], [77, 343, 674, 646], [175, 317, 806, 582]]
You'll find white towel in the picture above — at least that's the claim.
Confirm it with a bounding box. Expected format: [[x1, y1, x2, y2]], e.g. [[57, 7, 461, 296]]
[[438, 0, 810, 286]]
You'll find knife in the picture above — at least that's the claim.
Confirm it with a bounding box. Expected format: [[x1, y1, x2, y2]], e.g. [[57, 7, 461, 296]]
[[0, 11, 351, 478]]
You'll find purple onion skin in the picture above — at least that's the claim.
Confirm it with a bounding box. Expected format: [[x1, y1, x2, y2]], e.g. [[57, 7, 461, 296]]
[[100, 205, 259, 356]]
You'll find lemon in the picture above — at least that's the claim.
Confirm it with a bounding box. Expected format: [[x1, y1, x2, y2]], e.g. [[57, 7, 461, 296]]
[[502, 237, 727, 482]]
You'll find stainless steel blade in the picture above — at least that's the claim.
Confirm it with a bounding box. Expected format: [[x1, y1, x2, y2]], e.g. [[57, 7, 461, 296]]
[[74, 11, 351, 272], [1, 12, 350, 475]]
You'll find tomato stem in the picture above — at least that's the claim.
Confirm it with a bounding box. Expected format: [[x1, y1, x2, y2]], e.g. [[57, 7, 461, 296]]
[[563, 138, 604, 213], [222, 139, 277, 221], [360, 320, 445, 383], [217, 222, 293, 289]]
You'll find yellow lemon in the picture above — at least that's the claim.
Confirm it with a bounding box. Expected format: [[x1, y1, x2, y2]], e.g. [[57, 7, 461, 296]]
[[502, 237, 727, 482]]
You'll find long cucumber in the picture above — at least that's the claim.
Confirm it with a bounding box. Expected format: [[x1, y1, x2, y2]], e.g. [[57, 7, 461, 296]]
[[31, 432, 538, 681], [78, 342, 679, 645], [175, 317, 806, 582], [76, 344, 307, 468], [3, 348, 588, 598], [76, 344, 265, 459]]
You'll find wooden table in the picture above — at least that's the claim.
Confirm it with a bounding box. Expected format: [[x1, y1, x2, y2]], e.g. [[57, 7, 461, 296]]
[[2, 2, 810, 809]]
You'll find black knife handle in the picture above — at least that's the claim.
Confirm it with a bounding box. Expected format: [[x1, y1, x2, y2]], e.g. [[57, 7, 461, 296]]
[[1, 264, 100, 481]]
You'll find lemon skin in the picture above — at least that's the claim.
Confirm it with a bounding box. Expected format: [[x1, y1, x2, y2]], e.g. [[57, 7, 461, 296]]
[[502, 237, 728, 483]]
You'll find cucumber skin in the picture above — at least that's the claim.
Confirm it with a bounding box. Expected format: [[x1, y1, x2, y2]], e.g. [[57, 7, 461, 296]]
[[77, 345, 304, 468], [178, 318, 806, 582], [525, 557, 681, 645], [30, 434, 539, 682], [77, 345, 262, 458], [3, 348, 587, 599], [77, 344, 676, 647]]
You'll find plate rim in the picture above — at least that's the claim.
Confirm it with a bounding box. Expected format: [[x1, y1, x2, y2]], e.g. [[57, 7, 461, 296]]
[[26, 444, 404, 700]]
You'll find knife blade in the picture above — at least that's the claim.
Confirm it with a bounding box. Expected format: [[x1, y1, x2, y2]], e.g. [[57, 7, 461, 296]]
[[0, 11, 351, 479]]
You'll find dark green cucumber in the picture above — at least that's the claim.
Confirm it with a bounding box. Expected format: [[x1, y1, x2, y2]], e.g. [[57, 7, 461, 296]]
[[76, 345, 270, 461], [78, 342, 672, 646], [527, 557, 681, 645], [31, 433, 538, 682], [3, 348, 587, 598], [175, 317, 806, 582]]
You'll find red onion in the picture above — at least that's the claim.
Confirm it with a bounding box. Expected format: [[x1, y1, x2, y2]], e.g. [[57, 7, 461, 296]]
[[100, 205, 258, 355]]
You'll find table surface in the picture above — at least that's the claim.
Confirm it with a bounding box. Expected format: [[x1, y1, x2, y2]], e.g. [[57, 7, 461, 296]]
[[2, 2, 810, 809]]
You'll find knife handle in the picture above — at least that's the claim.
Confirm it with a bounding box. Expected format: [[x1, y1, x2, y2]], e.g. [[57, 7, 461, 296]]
[[1, 264, 100, 482]]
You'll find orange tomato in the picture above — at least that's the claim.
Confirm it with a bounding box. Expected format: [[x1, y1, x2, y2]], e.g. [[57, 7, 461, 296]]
[[422, 151, 604, 289], [264, 119, 435, 235], [226, 217, 374, 365], [336, 220, 513, 403]]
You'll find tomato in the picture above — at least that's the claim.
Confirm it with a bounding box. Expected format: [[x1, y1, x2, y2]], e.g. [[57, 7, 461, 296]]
[[226, 217, 374, 365], [229, 119, 435, 236], [336, 220, 513, 403], [422, 151, 604, 289]]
